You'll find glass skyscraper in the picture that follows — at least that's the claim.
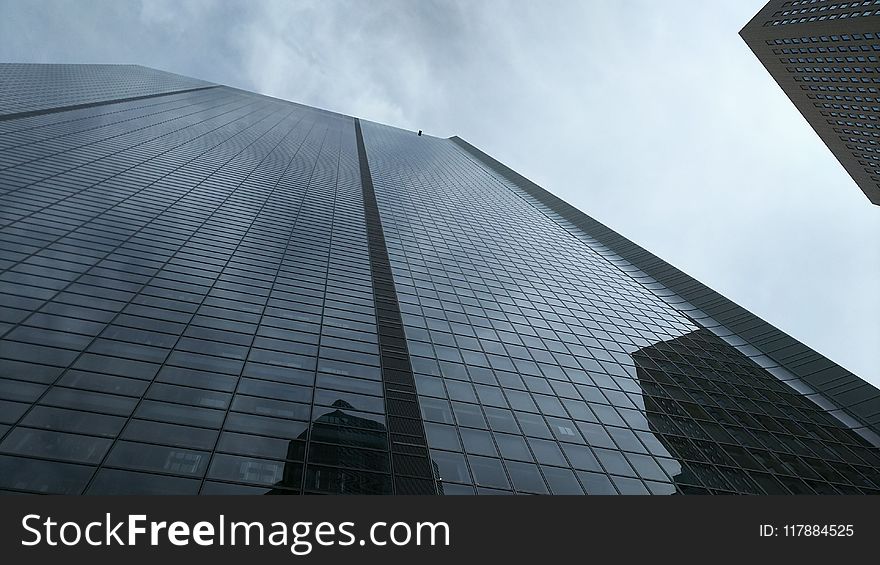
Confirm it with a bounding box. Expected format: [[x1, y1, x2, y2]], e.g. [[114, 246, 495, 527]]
[[0, 63, 878, 495]]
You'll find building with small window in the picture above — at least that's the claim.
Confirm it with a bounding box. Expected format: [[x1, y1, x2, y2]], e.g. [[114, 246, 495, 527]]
[[742, 0, 880, 204]]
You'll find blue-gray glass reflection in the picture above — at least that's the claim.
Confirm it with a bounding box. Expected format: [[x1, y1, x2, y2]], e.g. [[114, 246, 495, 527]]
[[359, 119, 880, 495], [0, 64, 878, 494]]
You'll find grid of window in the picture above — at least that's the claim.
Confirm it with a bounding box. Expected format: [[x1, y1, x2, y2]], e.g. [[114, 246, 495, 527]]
[[0, 64, 215, 118], [764, 0, 880, 27], [772, 33, 880, 179], [743, 2, 880, 203], [354, 119, 437, 494], [0, 80, 395, 494], [1, 64, 878, 495], [360, 120, 880, 494]]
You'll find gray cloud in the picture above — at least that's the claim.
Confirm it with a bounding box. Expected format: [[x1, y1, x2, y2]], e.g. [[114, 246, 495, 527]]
[[1, 0, 877, 386]]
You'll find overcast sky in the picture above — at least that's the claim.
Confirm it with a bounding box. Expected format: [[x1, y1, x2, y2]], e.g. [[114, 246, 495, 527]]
[[1, 0, 878, 387]]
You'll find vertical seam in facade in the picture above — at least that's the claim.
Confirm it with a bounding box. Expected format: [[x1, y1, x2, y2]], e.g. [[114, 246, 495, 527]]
[[354, 119, 437, 495]]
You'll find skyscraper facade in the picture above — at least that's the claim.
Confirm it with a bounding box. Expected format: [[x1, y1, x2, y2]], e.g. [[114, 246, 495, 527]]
[[742, 0, 880, 204], [0, 64, 878, 495]]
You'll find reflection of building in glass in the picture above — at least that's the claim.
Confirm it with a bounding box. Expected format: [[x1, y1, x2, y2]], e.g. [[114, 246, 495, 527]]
[[262, 399, 395, 495], [299, 399, 394, 494], [633, 329, 878, 494], [0, 64, 878, 495]]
